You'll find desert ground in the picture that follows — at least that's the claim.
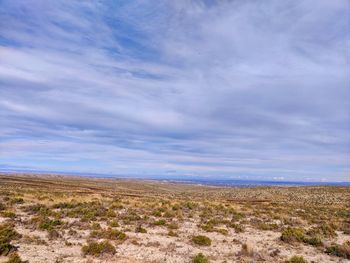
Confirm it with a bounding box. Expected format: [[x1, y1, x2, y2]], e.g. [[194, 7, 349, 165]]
[[0, 173, 349, 263]]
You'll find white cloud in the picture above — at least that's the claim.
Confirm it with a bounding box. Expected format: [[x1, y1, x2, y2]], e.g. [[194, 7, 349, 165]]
[[0, 0, 349, 181]]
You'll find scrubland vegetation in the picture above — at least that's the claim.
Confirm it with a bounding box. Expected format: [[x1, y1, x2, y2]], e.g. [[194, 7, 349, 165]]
[[0, 173, 349, 262]]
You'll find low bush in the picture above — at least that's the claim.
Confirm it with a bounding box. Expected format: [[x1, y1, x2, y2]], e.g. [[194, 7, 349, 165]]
[[258, 223, 279, 231], [231, 211, 244, 221], [40, 219, 62, 231], [216, 228, 228, 235], [280, 227, 305, 243], [52, 202, 78, 209], [9, 198, 24, 205], [192, 235, 212, 246], [303, 236, 323, 247], [201, 223, 214, 232], [4, 253, 25, 263], [135, 225, 147, 233], [285, 255, 308, 263], [193, 253, 209, 263], [106, 209, 116, 218], [0, 204, 6, 211], [172, 204, 180, 211], [0, 224, 21, 256], [325, 242, 350, 259], [30, 216, 62, 231], [1, 211, 16, 219], [184, 201, 196, 210], [122, 211, 141, 224], [109, 220, 119, 227], [281, 225, 330, 248], [81, 240, 116, 256], [152, 210, 162, 217], [307, 224, 337, 238], [154, 219, 166, 226], [66, 202, 108, 221], [24, 204, 52, 217], [230, 223, 244, 233], [90, 223, 101, 230], [90, 228, 127, 241]]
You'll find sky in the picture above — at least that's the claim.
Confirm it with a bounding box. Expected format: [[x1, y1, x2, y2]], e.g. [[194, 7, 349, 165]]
[[0, 0, 349, 182]]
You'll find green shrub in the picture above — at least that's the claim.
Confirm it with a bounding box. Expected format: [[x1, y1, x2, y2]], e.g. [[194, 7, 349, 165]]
[[106, 209, 116, 218], [307, 224, 337, 238], [216, 228, 228, 235], [31, 216, 62, 231], [9, 198, 24, 205], [40, 219, 62, 231], [172, 204, 180, 211], [258, 223, 279, 231], [152, 210, 162, 217], [281, 227, 305, 243], [81, 240, 116, 256], [184, 202, 196, 210], [90, 222, 101, 230], [192, 235, 212, 246], [90, 228, 127, 241], [109, 220, 119, 227], [231, 211, 244, 221], [122, 211, 141, 224], [201, 223, 214, 232], [66, 201, 107, 221], [193, 253, 209, 263], [230, 223, 244, 233], [303, 236, 323, 247], [5, 253, 24, 263], [0, 224, 21, 256], [325, 242, 350, 259], [285, 255, 308, 263], [52, 202, 78, 209], [154, 219, 166, 226], [24, 204, 52, 216], [1, 211, 16, 218], [135, 225, 147, 233], [0, 204, 6, 211]]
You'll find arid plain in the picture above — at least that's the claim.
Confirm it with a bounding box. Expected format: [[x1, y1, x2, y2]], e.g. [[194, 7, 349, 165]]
[[0, 173, 349, 263]]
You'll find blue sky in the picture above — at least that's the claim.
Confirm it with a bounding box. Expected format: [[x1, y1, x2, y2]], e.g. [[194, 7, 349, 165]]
[[0, 0, 349, 181]]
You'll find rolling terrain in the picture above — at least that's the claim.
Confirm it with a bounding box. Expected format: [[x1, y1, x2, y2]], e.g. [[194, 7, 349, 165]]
[[0, 173, 349, 262]]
